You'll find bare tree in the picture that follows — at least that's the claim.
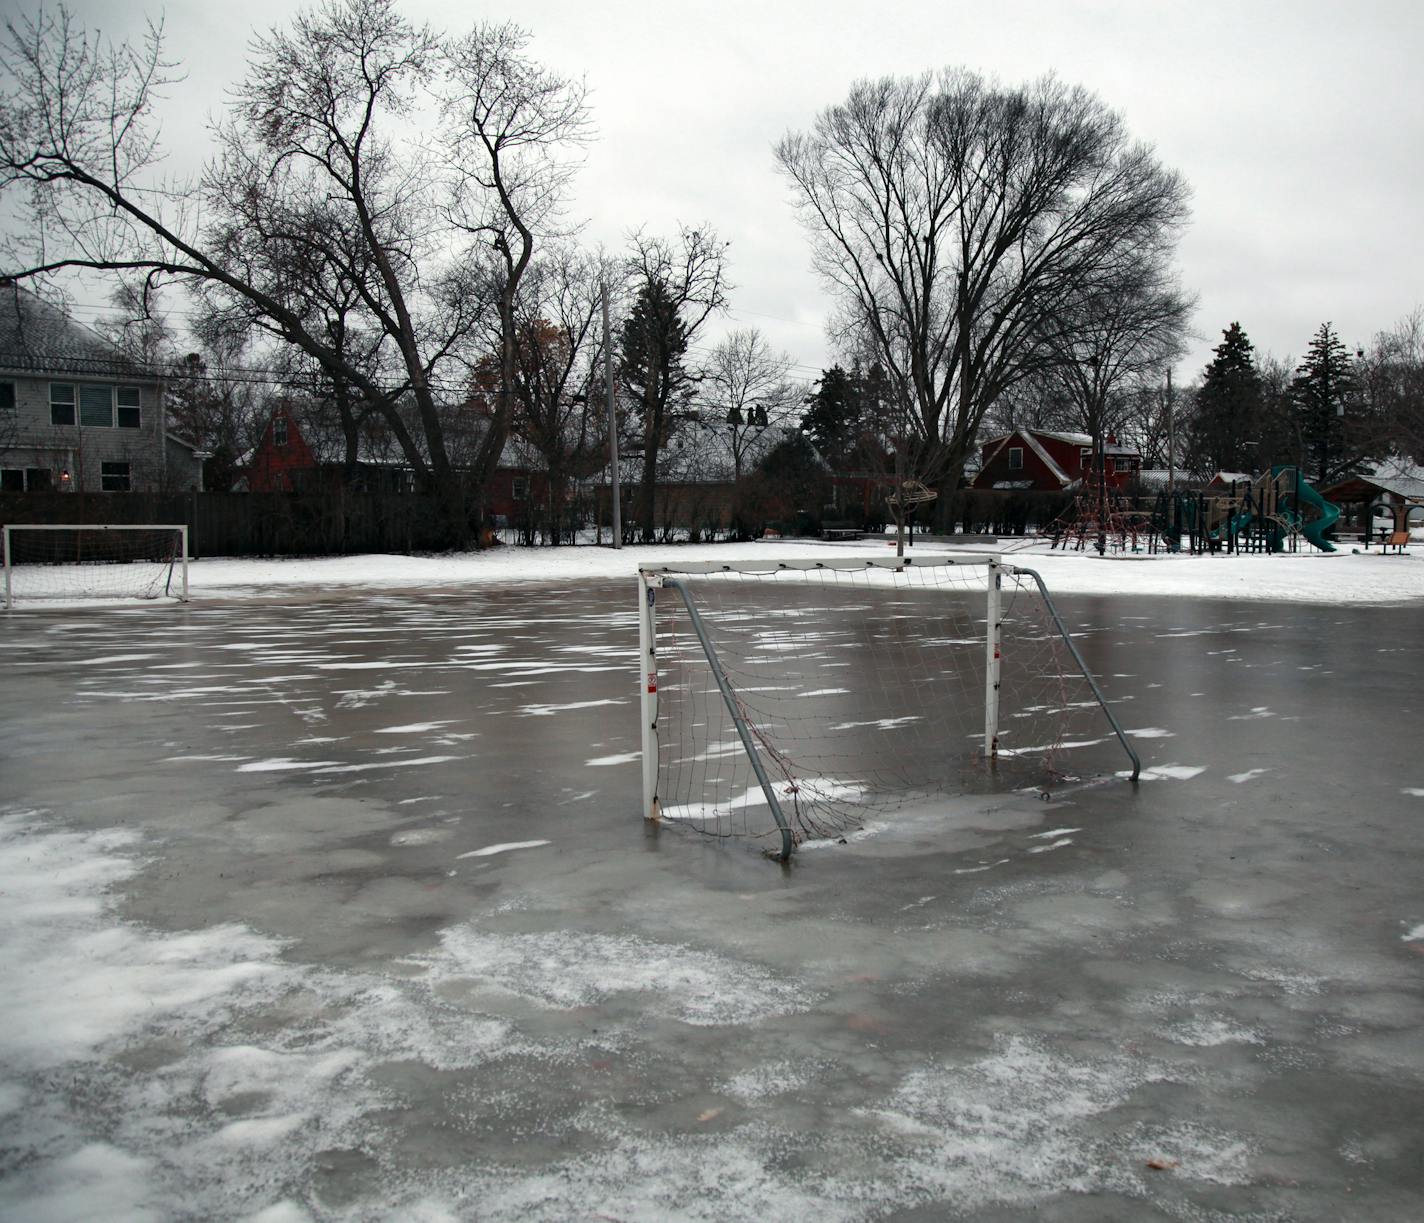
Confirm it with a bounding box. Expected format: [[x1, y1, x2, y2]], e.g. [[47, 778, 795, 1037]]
[[776, 70, 1191, 503], [618, 226, 730, 543], [441, 22, 592, 525], [468, 246, 617, 542], [699, 328, 801, 479], [1363, 308, 1424, 465], [0, 0, 588, 544]]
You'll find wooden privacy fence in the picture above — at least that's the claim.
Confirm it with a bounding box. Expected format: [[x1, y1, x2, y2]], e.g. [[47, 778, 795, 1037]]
[[0, 491, 452, 557]]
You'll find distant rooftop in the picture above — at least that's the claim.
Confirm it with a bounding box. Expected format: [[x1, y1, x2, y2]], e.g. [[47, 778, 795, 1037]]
[[0, 282, 152, 379]]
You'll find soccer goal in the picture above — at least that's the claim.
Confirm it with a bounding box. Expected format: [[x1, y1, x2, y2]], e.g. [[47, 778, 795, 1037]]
[[3, 524, 190, 609], [637, 556, 1139, 860]]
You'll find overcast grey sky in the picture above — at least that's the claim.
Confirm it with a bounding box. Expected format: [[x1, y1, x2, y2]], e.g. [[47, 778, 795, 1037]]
[[44, 0, 1424, 384]]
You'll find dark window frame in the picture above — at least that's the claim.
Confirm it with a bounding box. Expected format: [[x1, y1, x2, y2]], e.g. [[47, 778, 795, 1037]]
[[116, 385, 141, 429], [50, 382, 76, 426], [0, 381, 15, 411], [100, 461, 132, 492], [273, 415, 288, 447]]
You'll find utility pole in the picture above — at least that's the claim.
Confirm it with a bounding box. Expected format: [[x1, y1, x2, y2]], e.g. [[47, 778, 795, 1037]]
[[603, 282, 621, 549], [1166, 367, 1175, 496]]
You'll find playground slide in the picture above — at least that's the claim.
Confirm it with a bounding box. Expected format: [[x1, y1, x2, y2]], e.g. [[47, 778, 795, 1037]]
[[1291, 477, 1341, 552], [1275, 466, 1338, 552]]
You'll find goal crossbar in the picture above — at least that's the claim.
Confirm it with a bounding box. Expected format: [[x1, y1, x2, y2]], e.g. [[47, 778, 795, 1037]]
[[637, 556, 1139, 861], [4, 523, 190, 609]]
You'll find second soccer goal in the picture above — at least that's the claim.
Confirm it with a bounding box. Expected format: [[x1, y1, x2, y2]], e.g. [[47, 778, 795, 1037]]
[[637, 555, 1138, 861]]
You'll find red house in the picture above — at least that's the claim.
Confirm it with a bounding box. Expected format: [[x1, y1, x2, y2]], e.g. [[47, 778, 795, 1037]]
[[243, 404, 546, 520], [972, 429, 1141, 492]]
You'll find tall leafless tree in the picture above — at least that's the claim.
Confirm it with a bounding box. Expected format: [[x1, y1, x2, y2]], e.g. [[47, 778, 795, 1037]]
[[619, 225, 729, 543], [441, 21, 592, 525], [468, 246, 618, 542], [1036, 254, 1192, 478], [699, 328, 801, 479], [0, 0, 588, 544], [776, 69, 1191, 504]]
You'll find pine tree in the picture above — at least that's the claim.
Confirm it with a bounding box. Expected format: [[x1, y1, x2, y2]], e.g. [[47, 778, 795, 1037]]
[[618, 280, 694, 541], [1290, 322, 1357, 483], [1187, 322, 1263, 476]]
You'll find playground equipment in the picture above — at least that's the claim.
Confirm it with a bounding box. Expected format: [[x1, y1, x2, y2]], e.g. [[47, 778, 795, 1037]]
[[1152, 467, 1340, 555]]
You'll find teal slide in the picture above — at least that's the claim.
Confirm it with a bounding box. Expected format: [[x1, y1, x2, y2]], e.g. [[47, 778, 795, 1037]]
[[1273, 466, 1341, 552]]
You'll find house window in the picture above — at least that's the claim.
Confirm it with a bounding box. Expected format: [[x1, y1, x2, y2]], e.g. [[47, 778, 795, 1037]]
[[101, 461, 131, 492], [1007, 446, 1024, 471], [80, 384, 114, 427], [117, 386, 141, 428], [512, 475, 530, 500], [0, 381, 14, 411], [273, 415, 288, 447], [1080, 446, 1093, 470], [50, 383, 76, 426], [2, 467, 52, 492]]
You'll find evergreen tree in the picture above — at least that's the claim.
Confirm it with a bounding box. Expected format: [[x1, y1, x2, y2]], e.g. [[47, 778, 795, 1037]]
[[1186, 323, 1263, 476], [1290, 322, 1359, 483], [618, 280, 695, 541], [800, 362, 892, 471]]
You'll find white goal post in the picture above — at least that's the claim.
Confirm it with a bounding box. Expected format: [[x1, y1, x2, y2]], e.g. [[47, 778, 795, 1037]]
[[637, 555, 1139, 861], [4, 523, 190, 609]]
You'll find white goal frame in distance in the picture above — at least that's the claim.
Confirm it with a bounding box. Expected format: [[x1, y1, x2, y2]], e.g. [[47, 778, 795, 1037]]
[[3, 523, 190, 610], [636, 555, 1140, 860]]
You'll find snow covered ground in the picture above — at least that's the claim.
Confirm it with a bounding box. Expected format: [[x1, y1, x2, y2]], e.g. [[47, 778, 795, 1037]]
[[182, 533, 1424, 606]]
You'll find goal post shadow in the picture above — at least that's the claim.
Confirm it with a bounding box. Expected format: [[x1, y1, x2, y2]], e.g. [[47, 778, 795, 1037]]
[[637, 556, 1140, 862]]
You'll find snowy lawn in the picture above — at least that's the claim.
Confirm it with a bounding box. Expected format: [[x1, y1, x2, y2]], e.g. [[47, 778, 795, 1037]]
[[183, 534, 1424, 606]]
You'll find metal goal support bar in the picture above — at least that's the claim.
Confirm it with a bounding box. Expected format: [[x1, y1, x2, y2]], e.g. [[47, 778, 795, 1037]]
[[647, 574, 795, 862], [1008, 564, 1141, 781]]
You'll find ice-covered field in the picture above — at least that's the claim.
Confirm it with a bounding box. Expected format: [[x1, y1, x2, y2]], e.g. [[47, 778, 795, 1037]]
[[2, 540, 1422, 1221]]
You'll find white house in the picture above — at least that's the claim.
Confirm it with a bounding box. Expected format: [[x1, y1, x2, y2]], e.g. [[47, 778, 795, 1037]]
[[0, 282, 204, 494]]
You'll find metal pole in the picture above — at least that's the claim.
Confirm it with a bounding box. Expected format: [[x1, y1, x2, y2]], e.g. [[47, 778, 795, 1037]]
[[1166, 367, 1175, 497], [637, 572, 659, 820], [662, 576, 794, 861], [180, 525, 189, 602], [3, 526, 11, 611], [984, 560, 1002, 761], [604, 283, 622, 550]]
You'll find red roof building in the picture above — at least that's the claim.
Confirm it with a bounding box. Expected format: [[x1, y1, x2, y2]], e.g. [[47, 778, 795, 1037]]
[[971, 429, 1141, 492]]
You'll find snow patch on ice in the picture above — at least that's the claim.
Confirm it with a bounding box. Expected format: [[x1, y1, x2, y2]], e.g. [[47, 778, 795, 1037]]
[[516, 698, 624, 717], [457, 840, 551, 859], [585, 752, 639, 767], [1227, 768, 1271, 784]]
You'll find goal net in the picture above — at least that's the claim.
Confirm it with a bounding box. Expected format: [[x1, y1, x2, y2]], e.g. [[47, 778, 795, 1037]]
[[637, 557, 1138, 859], [4, 524, 189, 608]]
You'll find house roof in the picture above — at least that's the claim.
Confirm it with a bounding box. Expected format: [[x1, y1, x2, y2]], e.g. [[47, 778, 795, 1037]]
[[980, 427, 1139, 458], [0, 282, 154, 380], [979, 429, 1072, 488]]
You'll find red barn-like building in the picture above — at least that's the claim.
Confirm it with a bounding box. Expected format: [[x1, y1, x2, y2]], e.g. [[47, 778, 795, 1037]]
[[243, 405, 546, 521], [972, 429, 1141, 492]]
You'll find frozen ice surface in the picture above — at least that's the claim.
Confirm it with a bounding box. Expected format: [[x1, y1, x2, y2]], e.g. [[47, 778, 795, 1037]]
[[3, 554, 1422, 1220]]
